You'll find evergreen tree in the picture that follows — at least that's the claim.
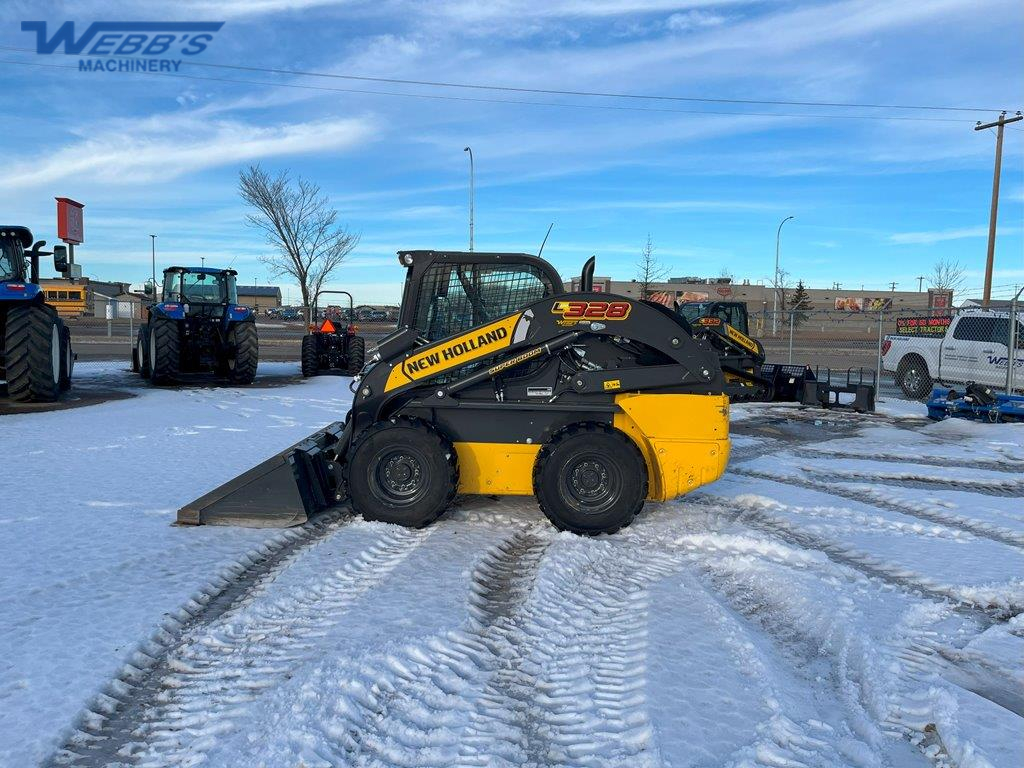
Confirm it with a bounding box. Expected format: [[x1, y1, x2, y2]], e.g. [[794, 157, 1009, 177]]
[[788, 279, 812, 327]]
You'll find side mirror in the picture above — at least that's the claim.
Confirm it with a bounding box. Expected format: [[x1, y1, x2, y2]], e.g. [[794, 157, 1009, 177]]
[[53, 245, 69, 274], [144, 283, 155, 296]]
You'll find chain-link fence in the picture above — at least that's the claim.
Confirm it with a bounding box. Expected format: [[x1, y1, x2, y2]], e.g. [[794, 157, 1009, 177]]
[[61, 311, 398, 375], [50, 303, 1024, 401], [752, 306, 1024, 400]]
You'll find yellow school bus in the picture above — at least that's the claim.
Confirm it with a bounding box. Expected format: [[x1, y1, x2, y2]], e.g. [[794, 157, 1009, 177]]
[[42, 286, 87, 317]]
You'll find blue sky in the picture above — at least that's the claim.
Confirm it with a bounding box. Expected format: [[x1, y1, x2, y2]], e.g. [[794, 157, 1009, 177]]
[[1, 0, 1022, 304]]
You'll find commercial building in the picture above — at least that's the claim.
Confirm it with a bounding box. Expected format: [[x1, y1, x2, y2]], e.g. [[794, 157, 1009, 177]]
[[565, 275, 953, 313], [237, 285, 282, 313]]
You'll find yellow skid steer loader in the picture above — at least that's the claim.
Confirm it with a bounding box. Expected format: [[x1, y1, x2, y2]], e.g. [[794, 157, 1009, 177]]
[[178, 251, 730, 535]]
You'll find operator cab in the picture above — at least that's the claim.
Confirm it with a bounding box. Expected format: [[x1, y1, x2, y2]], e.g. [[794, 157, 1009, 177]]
[[679, 301, 749, 336], [162, 267, 239, 305], [0, 227, 32, 283]]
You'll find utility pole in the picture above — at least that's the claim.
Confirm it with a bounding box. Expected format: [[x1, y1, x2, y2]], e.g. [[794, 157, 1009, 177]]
[[463, 146, 475, 252], [975, 111, 1023, 308], [889, 281, 898, 291], [916, 275, 925, 292]]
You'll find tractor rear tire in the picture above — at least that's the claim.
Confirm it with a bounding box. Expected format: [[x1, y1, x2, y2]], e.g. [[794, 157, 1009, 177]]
[[135, 326, 151, 377], [301, 334, 319, 377], [58, 322, 73, 392], [227, 322, 259, 384], [346, 417, 459, 528], [149, 316, 180, 385], [533, 423, 647, 535], [3, 305, 61, 402], [346, 335, 366, 375]]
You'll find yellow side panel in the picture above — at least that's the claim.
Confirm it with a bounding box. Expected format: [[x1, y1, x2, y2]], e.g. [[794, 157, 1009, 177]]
[[613, 393, 730, 502], [454, 442, 541, 495]]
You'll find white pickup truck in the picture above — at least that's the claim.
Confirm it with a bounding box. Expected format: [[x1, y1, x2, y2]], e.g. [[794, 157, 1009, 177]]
[[882, 310, 1024, 398]]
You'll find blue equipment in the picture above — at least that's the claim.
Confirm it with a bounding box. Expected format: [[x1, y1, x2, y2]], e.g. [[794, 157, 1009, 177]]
[[133, 266, 258, 385], [927, 384, 1024, 423], [1, 226, 74, 402]]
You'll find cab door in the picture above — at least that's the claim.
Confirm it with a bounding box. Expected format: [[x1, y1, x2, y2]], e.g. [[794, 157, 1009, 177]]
[[941, 316, 999, 385], [990, 317, 1024, 389]]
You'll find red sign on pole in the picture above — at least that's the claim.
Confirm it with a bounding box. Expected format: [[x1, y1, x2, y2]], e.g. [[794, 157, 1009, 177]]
[[56, 197, 85, 244]]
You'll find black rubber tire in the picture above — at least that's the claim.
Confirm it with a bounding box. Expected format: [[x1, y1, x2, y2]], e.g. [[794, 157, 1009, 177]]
[[149, 315, 180, 385], [3, 304, 61, 402], [227, 322, 259, 384], [300, 334, 319, 377], [346, 335, 366, 375], [346, 417, 459, 528], [135, 326, 151, 377], [58, 322, 73, 392], [896, 355, 932, 399], [533, 423, 647, 535]]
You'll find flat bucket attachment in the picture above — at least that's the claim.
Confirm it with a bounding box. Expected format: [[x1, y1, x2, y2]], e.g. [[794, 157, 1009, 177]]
[[177, 421, 349, 527]]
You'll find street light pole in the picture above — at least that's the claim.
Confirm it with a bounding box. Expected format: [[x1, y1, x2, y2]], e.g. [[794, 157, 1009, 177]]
[[772, 216, 794, 334], [149, 234, 157, 296], [463, 146, 474, 251]]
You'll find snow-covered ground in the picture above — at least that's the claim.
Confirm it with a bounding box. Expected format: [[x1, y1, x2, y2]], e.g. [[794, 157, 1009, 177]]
[[1, 378, 1022, 768]]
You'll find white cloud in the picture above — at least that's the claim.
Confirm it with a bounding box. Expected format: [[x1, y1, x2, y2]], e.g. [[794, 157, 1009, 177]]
[[5, 114, 376, 189], [888, 225, 1020, 245], [666, 10, 727, 31]]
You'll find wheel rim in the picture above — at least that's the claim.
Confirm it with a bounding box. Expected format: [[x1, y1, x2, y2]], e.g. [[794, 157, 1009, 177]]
[[371, 448, 427, 505], [50, 325, 60, 384], [560, 452, 622, 515], [149, 331, 157, 375], [138, 339, 144, 367], [903, 368, 922, 392]]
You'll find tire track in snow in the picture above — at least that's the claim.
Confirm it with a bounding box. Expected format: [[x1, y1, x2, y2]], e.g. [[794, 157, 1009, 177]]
[[46, 510, 350, 768], [62, 522, 430, 768], [278, 529, 673, 768], [739, 468, 1024, 550], [792, 447, 1024, 475], [806, 467, 1024, 498], [683, 543, 974, 768], [700, 492, 1022, 621]]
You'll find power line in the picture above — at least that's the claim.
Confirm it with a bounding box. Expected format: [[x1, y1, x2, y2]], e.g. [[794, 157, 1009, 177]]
[[0, 57, 980, 124], [0, 43, 1016, 115]]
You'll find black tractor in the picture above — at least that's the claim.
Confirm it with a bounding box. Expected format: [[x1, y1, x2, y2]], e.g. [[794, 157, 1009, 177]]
[[300, 290, 365, 377], [1, 227, 74, 402], [134, 266, 258, 385]]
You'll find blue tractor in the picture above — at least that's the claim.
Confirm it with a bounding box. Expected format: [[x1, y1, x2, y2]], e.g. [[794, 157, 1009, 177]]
[[1, 226, 74, 402], [133, 266, 258, 385]]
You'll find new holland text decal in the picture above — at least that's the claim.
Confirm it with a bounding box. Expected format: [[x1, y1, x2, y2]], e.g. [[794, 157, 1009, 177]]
[[385, 313, 524, 391]]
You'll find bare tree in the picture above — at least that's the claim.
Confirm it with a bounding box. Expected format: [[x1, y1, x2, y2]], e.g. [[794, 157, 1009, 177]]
[[928, 258, 966, 294], [239, 165, 359, 321], [635, 235, 668, 300]]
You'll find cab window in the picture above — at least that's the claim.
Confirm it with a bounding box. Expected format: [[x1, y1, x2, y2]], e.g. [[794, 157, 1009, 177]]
[[952, 316, 997, 342], [413, 263, 554, 341]]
